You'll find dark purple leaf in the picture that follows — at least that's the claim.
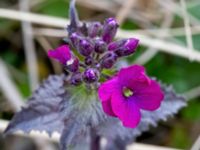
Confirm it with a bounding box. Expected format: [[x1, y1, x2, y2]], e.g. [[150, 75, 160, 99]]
[[4, 75, 106, 150]]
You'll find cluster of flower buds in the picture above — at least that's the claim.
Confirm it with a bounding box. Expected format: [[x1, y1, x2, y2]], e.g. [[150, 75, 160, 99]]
[[48, 17, 139, 87], [47, 0, 164, 129]]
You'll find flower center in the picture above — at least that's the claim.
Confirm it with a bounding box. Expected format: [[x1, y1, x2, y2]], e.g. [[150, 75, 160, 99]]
[[123, 87, 133, 98]]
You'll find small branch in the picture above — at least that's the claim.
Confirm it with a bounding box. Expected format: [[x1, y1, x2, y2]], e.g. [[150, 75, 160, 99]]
[[184, 86, 200, 100], [180, 0, 194, 61], [0, 8, 68, 27], [1, 9, 200, 62], [117, 30, 200, 63], [19, 0, 39, 91], [0, 59, 24, 112], [90, 128, 100, 150], [191, 135, 200, 150], [116, 0, 137, 25], [0, 119, 180, 150], [35, 36, 62, 74], [134, 9, 174, 65]]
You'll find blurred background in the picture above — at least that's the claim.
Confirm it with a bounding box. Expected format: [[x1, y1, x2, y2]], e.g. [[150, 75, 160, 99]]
[[0, 0, 200, 149]]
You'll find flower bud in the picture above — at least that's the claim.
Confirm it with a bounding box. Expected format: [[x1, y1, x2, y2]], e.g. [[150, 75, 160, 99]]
[[100, 52, 118, 69], [65, 57, 79, 72], [108, 38, 139, 56], [84, 56, 94, 66], [70, 72, 82, 85], [83, 68, 99, 83], [94, 39, 107, 53], [69, 32, 82, 48], [108, 39, 127, 51], [88, 22, 102, 38], [102, 18, 118, 43], [78, 38, 94, 56]]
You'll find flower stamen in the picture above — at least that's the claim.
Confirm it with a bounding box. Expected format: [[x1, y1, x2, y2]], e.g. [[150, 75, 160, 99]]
[[123, 87, 133, 98]]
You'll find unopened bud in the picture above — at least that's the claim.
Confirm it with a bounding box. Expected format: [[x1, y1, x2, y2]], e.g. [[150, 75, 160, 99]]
[[78, 38, 94, 56], [88, 22, 102, 38], [100, 52, 118, 69], [94, 39, 107, 53], [83, 68, 99, 83], [102, 18, 118, 43], [108, 38, 139, 56], [84, 56, 94, 66], [70, 72, 82, 85], [69, 32, 82, 47]]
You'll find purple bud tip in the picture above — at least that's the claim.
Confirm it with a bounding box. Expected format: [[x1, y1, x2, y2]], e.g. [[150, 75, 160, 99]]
[[102, 18, 118, 43], [108, 38, 139, 56], [70, 72, 82, 85], [100, 52, 118, 69], [78, 39, 94, 56], [94, 39, 107, 53], [108, 39, 127, 51], [66, 57, 79, 72], [83, 68, 99, 83], [88, 22, 102, 38], [70, 32, 81, 47], [48, 45, 71, 65]]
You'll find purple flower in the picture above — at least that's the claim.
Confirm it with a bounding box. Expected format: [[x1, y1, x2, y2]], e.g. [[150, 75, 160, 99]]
[[48, 45, 71, 65], [98, 65, 164, 128]]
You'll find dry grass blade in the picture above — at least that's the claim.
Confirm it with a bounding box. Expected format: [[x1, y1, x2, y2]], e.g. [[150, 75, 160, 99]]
[[0, 59, 24, 112], [19, 0, 39, 91], [116, 0, 137, 25], [180, 0, 194, 61], [1, 8, 200, 63]]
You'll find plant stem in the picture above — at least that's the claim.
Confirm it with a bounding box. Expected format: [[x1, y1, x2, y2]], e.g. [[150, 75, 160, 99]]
[[90, 128, 100, 150]]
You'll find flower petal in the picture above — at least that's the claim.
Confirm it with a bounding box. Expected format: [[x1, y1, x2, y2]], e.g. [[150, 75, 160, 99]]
[[48, 45, 71, 64], [111, 92, 141, 128], [133, 80, 164, 111], [98, 77, 120, 102], [118, 65, 150, 90], [102, 100, 117, 117]]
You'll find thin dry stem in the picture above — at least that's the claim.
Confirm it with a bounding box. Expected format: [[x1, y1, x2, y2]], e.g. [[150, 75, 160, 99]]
[[1, 8, 200, 63], [116, 0, 137, 25], [19, 0, 39, 91], [180, 0, 194, 61], [0, 119, 180, 150], [35, 36, 62, 74], [135, 9, 174, 65], [0, 59, 24, 112]]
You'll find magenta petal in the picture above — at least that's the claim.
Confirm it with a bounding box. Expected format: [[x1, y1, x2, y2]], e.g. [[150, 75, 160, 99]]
[[111, 93, 141, 128], [134, 80, 164, 111], [118, 65, 150, 89], [98, 77, 120, 102], [102, 100, 117, 117], [48, 45, 71, 64]]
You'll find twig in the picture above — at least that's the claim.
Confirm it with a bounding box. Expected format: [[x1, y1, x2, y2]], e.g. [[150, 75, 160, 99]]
[[116, 0, 137, 25], [0, 8, 68, 27], [134, 9, 174, 65], [184, 86, 200, 100], [1, 9, 200, 62], [117, 30, 200, 63], [19, 0, 39, 91], [0, 59, 24, 112], [180, 0, 194, 61], [0, 119, 180, 150], [191, 135, 200, 150], [35, 36, 62, 74]]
